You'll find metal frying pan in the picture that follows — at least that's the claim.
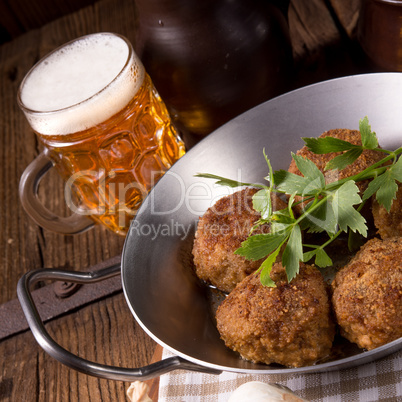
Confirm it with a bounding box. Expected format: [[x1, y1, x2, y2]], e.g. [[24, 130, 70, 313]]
[[18, 73, 402, 381]]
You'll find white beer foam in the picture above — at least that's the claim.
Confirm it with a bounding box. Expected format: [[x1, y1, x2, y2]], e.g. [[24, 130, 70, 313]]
[[20, 33, 144, 135]]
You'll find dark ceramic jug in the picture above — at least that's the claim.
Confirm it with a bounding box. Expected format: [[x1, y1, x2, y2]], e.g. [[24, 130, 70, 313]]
[[135, 0, 293, 144]]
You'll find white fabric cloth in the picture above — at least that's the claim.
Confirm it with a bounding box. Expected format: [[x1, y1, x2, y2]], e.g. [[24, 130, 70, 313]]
[[158, 348, 402, 401]]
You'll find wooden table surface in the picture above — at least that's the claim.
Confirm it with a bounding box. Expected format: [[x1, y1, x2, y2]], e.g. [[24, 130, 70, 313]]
[[0, 0, 383, 400]]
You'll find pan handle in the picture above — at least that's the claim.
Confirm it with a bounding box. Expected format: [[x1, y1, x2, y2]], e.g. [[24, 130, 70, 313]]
[[17, 264, 222, 381]]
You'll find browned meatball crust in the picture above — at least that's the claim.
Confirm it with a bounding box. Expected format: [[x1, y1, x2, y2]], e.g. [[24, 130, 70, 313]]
[[216, 263, 335, 367], [192, 188, 286, 293], [331, 237, 402, 350], [372, 182, 402, 239], [288, 129, 384, 214]]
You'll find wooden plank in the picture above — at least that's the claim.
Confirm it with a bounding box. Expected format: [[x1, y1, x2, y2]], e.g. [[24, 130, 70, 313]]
[[330, 0, 361, 38], [288, 0, 366, 88], [289, 0, 341, 62], [0, 31, 43, 305], [0, 0, 98, 43], [0, 293, 156, 401]]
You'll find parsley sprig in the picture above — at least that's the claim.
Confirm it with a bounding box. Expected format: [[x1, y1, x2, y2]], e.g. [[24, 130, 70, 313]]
[[195, 117, 402, 287]]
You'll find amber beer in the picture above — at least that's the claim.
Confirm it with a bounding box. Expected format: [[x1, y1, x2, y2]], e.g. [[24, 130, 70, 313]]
[[18, 33, 185, 235]]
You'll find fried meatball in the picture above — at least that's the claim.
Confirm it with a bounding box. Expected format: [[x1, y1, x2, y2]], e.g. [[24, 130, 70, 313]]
[[216, 263, 335, 367], [288, 129, 384, 214], [372, 182, 402, 239], [331, 237, 402, 350], [192, 188, 286, 293]]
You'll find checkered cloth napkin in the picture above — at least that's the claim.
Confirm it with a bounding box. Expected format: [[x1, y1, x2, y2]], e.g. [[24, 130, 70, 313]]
[[158, 348, 402, 401]]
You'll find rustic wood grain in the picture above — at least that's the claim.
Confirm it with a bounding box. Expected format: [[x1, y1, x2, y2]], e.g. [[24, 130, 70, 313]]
[[289, 0, 341, 62], [289, 0, 368, 88], [0, 0, 371, 400], [0, 293, 155, 401], [330, 0, 362, 38], [0, 0, 97, 44]]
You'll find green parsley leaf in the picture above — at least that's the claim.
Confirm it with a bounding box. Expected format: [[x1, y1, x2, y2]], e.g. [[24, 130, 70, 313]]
[[332, 181, 367, 236], [363, 156, 402, 211], [292, 153, 325, 189], [302, 136, 358, 153], [362, 173, 385, 201], [274, 170, 310, 194], [287, 193, 297, 219], [325, 147, 363, 171], [275, 154, 325, 196], [303, 247, 333, 267], [235, 231, 289, 261], [359, 116, 379, 149], [263, 148, 275, 186], [300, 198, 337, 235], [194, 173, 257, 188], [375, 170, 398, 212], [274, 170, 323, 197], [302, 249, 316, 264], [253, 188, 271, 219], [270, 208, 295, 234], [391, 155, 402, 181], [259, 248, 281, 287], [281, 225, 303, 282], [314, 248, 333, 267]]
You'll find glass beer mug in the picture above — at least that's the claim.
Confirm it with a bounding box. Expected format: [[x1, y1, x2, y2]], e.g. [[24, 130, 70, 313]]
[[18, 32, 185, 236]]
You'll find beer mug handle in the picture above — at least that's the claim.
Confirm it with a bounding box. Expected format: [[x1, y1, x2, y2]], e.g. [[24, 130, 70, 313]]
[[19, 151, 94, 234]]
